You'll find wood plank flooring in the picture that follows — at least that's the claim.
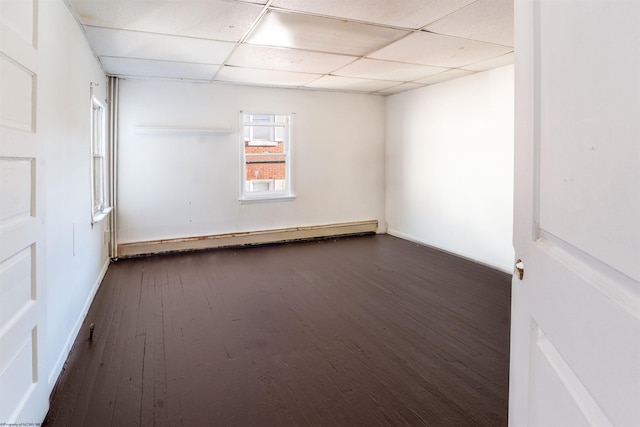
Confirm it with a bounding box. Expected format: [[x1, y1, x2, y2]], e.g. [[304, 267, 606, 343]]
[[44, 234, 511, 426]]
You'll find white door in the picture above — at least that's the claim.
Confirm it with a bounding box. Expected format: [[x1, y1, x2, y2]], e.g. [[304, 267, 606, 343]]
[[510, 1, 640, 426], [0, 0, 48, 423]]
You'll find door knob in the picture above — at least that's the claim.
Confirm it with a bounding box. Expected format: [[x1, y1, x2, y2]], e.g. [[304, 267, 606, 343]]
[[515, 259, 524, 280]]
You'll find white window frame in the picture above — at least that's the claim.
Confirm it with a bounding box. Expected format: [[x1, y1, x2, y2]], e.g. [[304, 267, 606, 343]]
[[90, 96, 111, 223], [239, 112, 294, 203], [244, 114, 284, 147]]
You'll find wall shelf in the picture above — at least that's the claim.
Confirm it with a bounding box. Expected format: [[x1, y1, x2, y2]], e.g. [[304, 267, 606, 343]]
[[134, 126, 231, 135]]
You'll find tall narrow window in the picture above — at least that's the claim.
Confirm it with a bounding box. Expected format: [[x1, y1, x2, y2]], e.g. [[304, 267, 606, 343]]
[[240, 113, 293, 201], [90, 96, 110, 222]]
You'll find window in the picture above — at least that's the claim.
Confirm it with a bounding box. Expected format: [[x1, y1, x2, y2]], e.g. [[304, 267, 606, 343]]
[[240, 113, 293, 201], [90, 96, 111, 222], [244, 114, 283, 146]]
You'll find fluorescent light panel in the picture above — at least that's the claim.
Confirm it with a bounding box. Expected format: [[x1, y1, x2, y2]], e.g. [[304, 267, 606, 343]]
[[247, 11, 408, 56]]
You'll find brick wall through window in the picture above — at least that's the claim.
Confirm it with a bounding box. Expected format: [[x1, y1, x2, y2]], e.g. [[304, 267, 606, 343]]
[[245, 141, 286, 180]]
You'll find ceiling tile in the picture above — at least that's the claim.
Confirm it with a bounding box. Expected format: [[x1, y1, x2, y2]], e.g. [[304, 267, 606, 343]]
[[461, 52, 514, 72], [333, 58, 447, 82], [68, 0, 514, 93], [100, 57, 220, 81], [246, 11, 408, 56], [84, 27, 235, 64], [68, 0, 263, 41], [378, 82, 427, 95], [414, 68, 476, 85], [215, 66, 320, 87], [270, 0, 476, 29], [368, 31, 513, 68], [305, 75, 400, 92], [425, 0, 514, 46], [227, 44, 357, 74]]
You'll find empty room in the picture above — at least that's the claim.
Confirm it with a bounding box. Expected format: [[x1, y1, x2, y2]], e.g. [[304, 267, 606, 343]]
[[0, 0, 638, 426]]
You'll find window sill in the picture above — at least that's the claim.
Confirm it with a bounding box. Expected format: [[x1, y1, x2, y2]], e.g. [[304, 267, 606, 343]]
[[92, 206, 113, 224], [239, 195, 295, 204]]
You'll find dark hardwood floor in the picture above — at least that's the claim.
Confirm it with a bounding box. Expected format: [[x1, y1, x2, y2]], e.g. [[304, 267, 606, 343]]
[[44, 234, 511, 426]]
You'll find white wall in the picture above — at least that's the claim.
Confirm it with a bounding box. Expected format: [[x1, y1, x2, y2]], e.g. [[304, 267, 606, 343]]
[[39, 0, 110, 387], [385, 65, 514, 272], [116, 80, 385, 244]]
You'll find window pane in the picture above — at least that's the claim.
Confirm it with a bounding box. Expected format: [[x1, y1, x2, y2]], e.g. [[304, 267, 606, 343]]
[[245, 138, 284, 154], [248, 125, 272, 142], [244, 114, 272, 123], [274, 115, 286, 141], [245, 154, 286, 189], [254, 126, 271, 142], [93, 107, 103, 153], [93, 157, 103, 210], [91, 97, 107, 216]]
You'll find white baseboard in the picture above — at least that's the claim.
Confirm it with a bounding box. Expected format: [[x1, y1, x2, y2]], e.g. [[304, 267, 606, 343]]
[[117, 220, 379, 258], [48, 257, 110, 388]]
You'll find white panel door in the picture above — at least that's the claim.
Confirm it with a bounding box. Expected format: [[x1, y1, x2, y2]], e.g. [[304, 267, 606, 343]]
[[510, 1, 640, 426], [0, 0, 48, 423]]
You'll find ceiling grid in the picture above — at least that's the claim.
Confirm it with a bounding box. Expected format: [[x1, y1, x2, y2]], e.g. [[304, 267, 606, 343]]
[[66, 0, 513, 95]]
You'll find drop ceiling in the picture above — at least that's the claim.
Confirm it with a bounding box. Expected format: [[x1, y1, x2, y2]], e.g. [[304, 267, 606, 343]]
[[66, 0, 514, 95]]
